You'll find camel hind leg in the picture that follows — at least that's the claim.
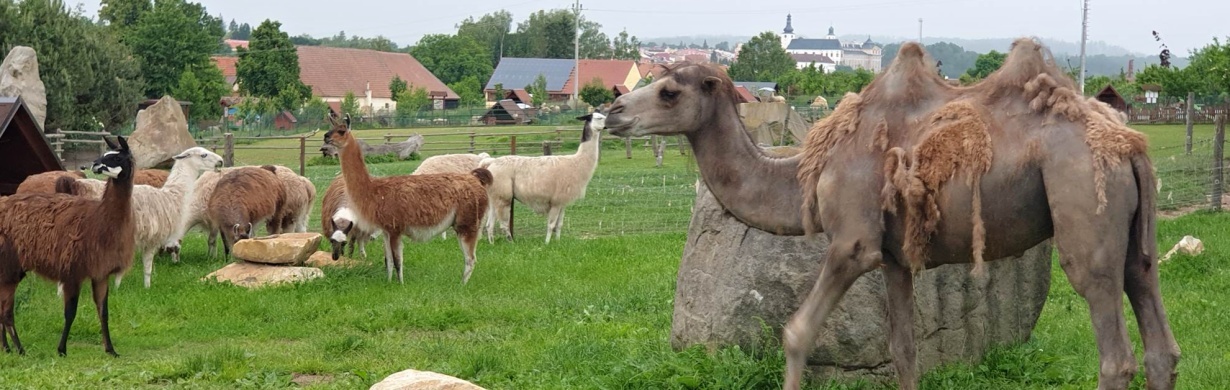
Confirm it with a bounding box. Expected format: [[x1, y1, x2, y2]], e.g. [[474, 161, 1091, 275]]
[[1124, 224, 1180, 389], [883, 255, 918, 389], [1044, 163, 1139, 389]]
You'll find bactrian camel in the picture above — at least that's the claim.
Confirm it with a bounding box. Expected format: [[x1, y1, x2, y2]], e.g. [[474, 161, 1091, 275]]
[[603, 39, 1178, 390]]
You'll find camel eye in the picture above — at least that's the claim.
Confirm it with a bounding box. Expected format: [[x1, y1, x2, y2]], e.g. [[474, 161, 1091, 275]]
[[659, 89, 679, 100]]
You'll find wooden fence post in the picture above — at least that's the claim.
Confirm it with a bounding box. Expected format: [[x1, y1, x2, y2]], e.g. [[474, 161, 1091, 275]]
[[299, 136, 306, 176], [469, 133, 476, 153], [1213, 115, 1225, 211], [678, 135, 687, 155], [510, 135, 517, 155], [384, 133, 392, 145], [543, 141, 552, 156], [625, 137, 633, 159], [1186, 92, 1195, 155], [223, 132, 234, 167]]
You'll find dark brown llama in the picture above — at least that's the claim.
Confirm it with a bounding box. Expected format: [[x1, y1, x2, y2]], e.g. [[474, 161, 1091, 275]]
[[0, 136, 136, 356], [206, 165, 287, 259]]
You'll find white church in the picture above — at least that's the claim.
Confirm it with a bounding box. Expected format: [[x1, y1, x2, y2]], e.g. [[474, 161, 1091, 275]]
[[778, 14, 883, 73]]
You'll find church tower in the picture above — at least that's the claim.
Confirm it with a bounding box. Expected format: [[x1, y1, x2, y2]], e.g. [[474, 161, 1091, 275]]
[[780, 14, 796, 49]]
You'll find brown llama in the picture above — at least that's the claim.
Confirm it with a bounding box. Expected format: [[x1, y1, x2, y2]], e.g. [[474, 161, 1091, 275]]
[[323, 114, 492, 284], [320, 176, 379, 260], [0, 136, 136, 356], [206, 165, 286, 259], [14, 170, 86, 194]]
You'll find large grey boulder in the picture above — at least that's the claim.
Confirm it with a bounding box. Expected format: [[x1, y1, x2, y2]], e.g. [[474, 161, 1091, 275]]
[[129, 95, 197, 169], [0, 46, 48, 130], [319, 134, 424, 159], [673, 181, 1053, 378]]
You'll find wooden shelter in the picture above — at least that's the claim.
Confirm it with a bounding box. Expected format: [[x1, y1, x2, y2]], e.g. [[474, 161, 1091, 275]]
[[1095, 84, 1128, 112], [0, 96, 65, 195]]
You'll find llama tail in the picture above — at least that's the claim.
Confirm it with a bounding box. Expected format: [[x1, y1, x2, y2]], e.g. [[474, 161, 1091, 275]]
[[54, 176, 77, 195], [1131, 153, 1158, 264], [470, 168, 494, 187], [478, 157, 496, 169]]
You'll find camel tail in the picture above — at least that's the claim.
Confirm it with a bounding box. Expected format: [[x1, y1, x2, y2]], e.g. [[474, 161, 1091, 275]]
[[1131, 154, 1158, 263], [799, 168, 821, 236]]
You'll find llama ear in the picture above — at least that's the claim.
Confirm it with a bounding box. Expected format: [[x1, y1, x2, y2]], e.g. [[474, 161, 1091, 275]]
[[117, 136, 130, 152], [575, 113, 592, 122], [343, 114, 352, 129], [103, 136, 120, 151], [172, 149, 190, 160], [702, 76, 723, 92]]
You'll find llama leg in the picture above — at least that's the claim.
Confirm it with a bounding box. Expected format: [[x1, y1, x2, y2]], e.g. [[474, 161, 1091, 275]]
[[783, 237, 881, 390], [56, 281, 82, 357], [545, 206, 561, 244], [1124, 231, 1180, 389], [1, 282, 22, 354], [884, 256, 918, 389], [457, 230, 478, 284], [91, 278, 117, 356], [207, 229, 218, 258], [555, 209, 565, 240], [393, 238, 405, 284], [382, 235, 395, 282], [142, 249, 156, 289]]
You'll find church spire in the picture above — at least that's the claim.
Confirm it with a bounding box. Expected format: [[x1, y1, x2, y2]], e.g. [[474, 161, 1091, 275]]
[[783, 14, 794, 34]]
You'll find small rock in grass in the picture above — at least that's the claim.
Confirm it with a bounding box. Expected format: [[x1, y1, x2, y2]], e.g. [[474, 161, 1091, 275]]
[[306, 251, 365, 268], [369, 369, 485, 390], [233, 233, 322, 265], [203, 262, 323, 289]]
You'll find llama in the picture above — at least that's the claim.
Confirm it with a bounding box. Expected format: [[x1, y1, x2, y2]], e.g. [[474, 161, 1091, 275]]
[[0, 136, 136, 356], [167, 167, 239, 259], [479, 113, 604, 243], [323, 114, 492, 284], [14, 170, 85, 194], [267, 165, 316, 234], [57, 147, 223, 288], [412, 152, 492, 240], [133, 169, 170, 188], [206, 166, 287, 259], [320, 176, 379, 260]]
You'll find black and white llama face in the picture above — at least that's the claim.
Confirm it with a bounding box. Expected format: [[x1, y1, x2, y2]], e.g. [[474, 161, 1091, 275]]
[[330, 209, 356, 260], [91, 136, 131, 179], [575, 112, 606, 143]]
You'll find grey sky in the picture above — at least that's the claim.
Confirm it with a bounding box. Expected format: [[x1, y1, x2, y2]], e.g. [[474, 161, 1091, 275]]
[[71, 0, 1226, 56]]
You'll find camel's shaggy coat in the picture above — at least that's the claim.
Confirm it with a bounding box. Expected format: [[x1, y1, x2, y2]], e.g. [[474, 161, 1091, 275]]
[[324, 114, 492, 284], [0, 136, 136, 357], [57, 147, 223, 287], [206, 166, 286, 258], [602, 38, 1176, 390], [479, 113, 604, 243]]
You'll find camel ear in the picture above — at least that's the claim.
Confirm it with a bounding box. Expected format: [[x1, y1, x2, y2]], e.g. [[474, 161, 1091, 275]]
[[702, 76, 724, 93]]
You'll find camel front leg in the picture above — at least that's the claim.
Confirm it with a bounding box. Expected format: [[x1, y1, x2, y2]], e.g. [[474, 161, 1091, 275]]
[[884, 256, 918, 390], [783, 237, 881, 390]]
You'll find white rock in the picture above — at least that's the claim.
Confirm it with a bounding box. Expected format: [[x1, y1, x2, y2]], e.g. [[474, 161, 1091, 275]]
[[1161, 235, 1203, 262], [202, 262, 324, 289], [370, 369, 484, 390]]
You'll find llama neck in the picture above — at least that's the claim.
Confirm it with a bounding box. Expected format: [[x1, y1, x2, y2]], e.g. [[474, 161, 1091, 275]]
[[99, 168, 135, 220], [162, 164, 200, 199], [685, 103, 806, 236], [573, 128, 602, 164], [338, 137, 375, 212]]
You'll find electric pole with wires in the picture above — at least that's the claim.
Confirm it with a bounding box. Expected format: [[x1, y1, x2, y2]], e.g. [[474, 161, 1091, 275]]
[[1078, 0, 1089, 95], [574, 0, 583, 109]]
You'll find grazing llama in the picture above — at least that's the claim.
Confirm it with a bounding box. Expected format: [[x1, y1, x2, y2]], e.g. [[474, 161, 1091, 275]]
[[323, 114, 492, 284], [0, 136, 136, 356]]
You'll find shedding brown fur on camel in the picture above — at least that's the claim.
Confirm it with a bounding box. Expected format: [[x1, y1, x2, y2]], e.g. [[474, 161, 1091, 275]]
[[603, 36, 1178, 390]]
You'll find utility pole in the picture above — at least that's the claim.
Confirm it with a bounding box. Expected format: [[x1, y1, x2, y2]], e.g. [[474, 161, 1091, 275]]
[[918, 18, 923, 43], [1078, 0, 1089, 95], [574, 0, 582, 109]]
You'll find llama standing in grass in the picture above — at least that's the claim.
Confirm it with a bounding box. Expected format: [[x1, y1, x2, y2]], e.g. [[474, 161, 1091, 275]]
[[320, 176, 379, 260], [0, 136, 136, 357], [324, 114, 492, 284], [56, 147, 223, 288], [167, 167, 238, 259], [206, 166, 287, 259], [480, 113, 604, 243], [267, 165, 316, 234], [413, 152, 492, 240]]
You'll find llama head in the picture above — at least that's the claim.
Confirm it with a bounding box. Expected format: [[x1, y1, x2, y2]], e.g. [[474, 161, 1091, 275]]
[[233, 222, 254, 240], [323, 112, 353, 148], [330, 208, 357, 260], [172, 147, 224, 173], [92, 136, 133, 179], [575, 112, 606, 143]]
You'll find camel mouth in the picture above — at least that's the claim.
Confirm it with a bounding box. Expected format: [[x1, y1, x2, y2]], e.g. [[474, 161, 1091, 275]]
[[604, 116, 639, 136]]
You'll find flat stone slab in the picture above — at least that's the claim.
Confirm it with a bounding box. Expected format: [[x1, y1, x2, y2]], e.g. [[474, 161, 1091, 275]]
[[233, 233, 323, 265], [370, 369, 485, 390], [203, 261, 324, 289], [305, 251, 366, 268]]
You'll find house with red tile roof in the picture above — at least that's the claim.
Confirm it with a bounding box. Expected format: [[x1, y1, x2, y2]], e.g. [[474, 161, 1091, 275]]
[[565, 59, 641, 97], [484, 58, 643, 106], [210, 56, 239, 94], [297, 46, 459, 113]]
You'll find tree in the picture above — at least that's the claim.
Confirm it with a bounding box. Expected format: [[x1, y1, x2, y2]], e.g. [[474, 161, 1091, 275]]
[[396, 86, 430, 119], [233, 22, 251, 40], [456, 10, 513, 67], [341, 92, 361, 118], [715, 41, 730, 52], [122, 0, 224, 98], [580, 77, 614, 108], [98, 0, 151, 32], [409, 34, 493, 85], [236, 19, 311, 109], [170, 66, 227, 121], [447, 76, 485, 106], [728, 31, 795, 82], [525, 74, 548, 107], [1, 0, 145, 132], [611, 29, 641, 61], [388, 75, 407, 101], [578, 17, 610, 59], [492, 83, 506, 102], [1187, 37, 1230, 96], [963, 50, 1007, 81], [504, 9, 575, 59]]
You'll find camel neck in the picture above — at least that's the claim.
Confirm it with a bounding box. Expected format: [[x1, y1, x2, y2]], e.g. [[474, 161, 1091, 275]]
[[684, 104, 806, 235]]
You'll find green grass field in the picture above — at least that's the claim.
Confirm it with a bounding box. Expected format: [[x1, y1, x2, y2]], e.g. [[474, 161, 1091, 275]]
[[1, 124, 1226, 389]]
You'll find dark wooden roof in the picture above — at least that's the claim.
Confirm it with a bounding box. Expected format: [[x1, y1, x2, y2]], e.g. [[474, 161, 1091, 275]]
[[1095, 84, 1128, 112], [0, 96, 65, 195]]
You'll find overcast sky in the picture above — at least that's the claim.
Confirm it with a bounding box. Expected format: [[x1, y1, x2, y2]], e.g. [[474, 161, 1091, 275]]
[[70, 0, 1226, 56]]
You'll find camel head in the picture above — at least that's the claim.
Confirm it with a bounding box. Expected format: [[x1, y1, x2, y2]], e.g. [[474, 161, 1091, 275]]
[[323, 112, 355, 148], [604, 62, 741, 137]]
